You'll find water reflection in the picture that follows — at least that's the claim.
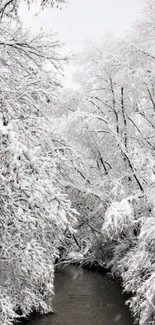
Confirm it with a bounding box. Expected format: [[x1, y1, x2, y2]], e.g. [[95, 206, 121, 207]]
[[26, 265, 133, 325]]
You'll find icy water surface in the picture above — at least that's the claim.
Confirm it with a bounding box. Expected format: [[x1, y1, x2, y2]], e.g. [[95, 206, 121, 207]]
[[26, 265, 133, 325]]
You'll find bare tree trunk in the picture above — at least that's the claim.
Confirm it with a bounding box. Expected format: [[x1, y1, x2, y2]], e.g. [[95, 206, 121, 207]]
[[121, 87, 127, 148], [109, 77, 119, 134], [146, 84, 155, 112]]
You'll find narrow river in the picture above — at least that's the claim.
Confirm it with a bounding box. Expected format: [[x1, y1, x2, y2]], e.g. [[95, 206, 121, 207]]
[[26, 265, 133, 325]]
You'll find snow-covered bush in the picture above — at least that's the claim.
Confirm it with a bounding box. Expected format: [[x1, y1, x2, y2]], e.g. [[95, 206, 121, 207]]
[[117, 217, 155, 325], [99, 198, 136, 274], [99, 193, 155, 325], [101, 199, 135, 242]]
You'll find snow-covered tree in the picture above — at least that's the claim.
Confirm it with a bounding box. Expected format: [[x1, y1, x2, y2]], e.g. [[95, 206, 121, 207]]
[[0, 0, 67, 19], [0, 8, 79, 325], [52, 2, 155, 325]]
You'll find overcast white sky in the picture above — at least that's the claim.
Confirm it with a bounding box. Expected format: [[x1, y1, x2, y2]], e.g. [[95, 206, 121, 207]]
[[20, 0, 143, 86], [21, 0, 143, 49]]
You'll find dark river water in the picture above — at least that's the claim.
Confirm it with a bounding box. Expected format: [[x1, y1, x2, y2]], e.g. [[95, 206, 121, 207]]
[[26, 265, 133, 325]]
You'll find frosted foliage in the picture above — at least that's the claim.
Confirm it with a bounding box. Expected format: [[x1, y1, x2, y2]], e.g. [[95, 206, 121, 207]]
[[0, 18, 77, 325], [138, 272, 155, 325], [0, 0, 66, 17], [139, 218, 155, 250], [147, 189, 155, 217], [111, 216, 155, 325], [0, 108, 76, 324], [100, 200, 155, 325], [67, 251, 84, 262], [120, 248, 151, 292], [124, 258, 155, 325], [101, 199, 134, 241], [110, 181, 125, 201]]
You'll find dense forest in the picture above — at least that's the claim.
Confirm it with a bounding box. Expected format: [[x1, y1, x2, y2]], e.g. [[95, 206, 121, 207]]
[[0, 0, 155, 324]]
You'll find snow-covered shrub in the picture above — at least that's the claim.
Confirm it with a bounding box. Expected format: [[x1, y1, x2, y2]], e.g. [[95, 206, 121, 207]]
[[101, 198, 135, 242], [117, 217, 155, 325], [99, 198, 136, 276], [100, 194, 155, 325]]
